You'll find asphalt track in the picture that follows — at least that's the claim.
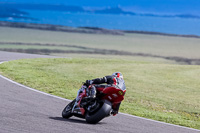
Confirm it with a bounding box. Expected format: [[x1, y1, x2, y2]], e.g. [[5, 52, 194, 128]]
[[0, 51, 199, 133]]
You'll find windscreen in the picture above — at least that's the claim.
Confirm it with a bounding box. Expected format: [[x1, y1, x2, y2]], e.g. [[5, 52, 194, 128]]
[[116, 78, 126, 91]]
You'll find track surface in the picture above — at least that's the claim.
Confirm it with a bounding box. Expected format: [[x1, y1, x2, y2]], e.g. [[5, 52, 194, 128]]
[[0, 51, 199, 133]]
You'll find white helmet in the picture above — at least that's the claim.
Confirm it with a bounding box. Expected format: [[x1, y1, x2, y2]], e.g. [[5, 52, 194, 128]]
[[112, 72, 123, 79]]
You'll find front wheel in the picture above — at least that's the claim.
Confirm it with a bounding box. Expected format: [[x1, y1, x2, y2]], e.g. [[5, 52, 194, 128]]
[[62, 99, 75, 119], [85, 100, 112, 124]]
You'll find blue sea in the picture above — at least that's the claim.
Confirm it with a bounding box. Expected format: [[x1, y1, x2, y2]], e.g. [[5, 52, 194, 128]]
[[1, 10, 200, 36]]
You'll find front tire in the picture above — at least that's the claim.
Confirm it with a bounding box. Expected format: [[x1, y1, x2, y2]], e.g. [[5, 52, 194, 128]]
[[85, 100, 112, 124], [62, 99, 75, 119]]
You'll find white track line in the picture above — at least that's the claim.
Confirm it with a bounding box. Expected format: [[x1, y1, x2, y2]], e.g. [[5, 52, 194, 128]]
[[0, 74, 71, 102], [0, 61, 199, 132], [0, 61, 71, 102]]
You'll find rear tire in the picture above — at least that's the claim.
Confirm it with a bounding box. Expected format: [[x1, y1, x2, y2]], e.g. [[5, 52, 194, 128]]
[[85, 100, 112, 124], [62, 99, 75, 119]]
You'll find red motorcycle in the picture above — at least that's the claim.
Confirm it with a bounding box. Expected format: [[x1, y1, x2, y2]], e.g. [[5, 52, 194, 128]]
[[62, 84, 126, 124]]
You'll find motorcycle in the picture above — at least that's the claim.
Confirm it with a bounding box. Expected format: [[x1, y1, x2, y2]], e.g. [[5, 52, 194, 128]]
[[62, 84, 126, 124]]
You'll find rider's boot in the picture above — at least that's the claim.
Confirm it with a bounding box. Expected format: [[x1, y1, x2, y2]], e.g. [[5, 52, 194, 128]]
[[88, 85, 96, 99]]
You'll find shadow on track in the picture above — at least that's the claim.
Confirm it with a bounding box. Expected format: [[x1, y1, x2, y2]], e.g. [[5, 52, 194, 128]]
[[49, 116, 87, 124], [49, 117, 106, 125]]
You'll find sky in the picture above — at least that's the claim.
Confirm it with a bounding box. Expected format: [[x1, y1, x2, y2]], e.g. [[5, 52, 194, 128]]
[[1, 0, 200, 14]]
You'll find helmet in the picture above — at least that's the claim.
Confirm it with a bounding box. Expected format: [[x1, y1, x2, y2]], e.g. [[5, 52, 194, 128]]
[[112, 72, 126, 90], [112, 72, 123, 79]]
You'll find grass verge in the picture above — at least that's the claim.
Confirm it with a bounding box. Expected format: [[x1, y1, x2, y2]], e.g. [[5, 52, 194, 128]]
[[1, 26, 200, 58], [0, 58, 200, 129]]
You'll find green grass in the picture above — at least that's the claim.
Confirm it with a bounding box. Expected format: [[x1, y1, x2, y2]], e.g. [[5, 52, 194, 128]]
[[0, 44, 84, 51], [0, 58, 199, 129], [1, 26, 200, 58]]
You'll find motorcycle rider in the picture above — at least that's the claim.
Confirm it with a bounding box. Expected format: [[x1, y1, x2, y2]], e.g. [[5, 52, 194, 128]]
[[74, 72, 126, 116]]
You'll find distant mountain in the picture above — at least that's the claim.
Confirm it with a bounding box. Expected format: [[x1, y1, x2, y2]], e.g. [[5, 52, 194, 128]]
[[175, 14, 200, 19], [94, 7, 136, 15], [0, 3, 85, 20], [0, 3, 85, 12], [0, 6, 35, 20], [0, 3, 200, 20], [139, 13, 200, 19], [94, 7, 200, 19]]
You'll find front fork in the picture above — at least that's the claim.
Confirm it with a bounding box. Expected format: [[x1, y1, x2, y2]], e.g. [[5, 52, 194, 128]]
[[71, 86, 87, 115], [72, 85, 97, 115]]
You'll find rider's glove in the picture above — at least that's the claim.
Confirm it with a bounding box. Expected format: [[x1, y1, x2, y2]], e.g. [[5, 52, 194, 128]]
[[84, 80, 93, 87]]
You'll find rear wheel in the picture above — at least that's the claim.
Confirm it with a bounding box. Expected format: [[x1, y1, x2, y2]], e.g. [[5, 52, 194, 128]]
[[62, 99, 75, 119], [85, 100, 112, 124]]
